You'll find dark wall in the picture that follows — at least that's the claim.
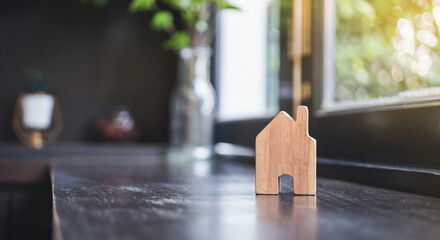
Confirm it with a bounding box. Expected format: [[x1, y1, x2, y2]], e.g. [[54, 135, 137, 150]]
[[0, 0, 177, 142]]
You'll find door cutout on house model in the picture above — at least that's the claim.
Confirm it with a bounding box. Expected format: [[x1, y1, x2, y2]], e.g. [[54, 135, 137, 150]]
[[279, 174, 294, 193]]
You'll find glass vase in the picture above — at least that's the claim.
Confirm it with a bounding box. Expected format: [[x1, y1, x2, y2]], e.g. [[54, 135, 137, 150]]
[[169, 47, 216, 160]]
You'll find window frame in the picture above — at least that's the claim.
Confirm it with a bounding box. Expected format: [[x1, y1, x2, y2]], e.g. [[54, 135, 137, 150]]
[[314, 0, 440, 116]]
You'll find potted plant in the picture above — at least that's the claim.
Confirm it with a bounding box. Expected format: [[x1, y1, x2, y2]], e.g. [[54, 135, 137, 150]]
[[13, 71, 63, 148]]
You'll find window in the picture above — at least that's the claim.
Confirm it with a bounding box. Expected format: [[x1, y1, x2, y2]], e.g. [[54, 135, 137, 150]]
[[217, 0, 280, 121], [320, 0, 440, 113], [312, 0, 440, 168]]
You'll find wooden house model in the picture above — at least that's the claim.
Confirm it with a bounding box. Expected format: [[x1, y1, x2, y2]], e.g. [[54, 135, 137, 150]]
[[255, 106, 316, 195]]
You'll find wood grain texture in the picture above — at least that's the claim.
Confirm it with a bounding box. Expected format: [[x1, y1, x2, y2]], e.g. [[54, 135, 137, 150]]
[[50, 153, 440, 240], [256, 106, 316, 195]]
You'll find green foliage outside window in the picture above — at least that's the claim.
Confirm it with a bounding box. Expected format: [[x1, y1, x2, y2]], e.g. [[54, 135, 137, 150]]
[[335, 0, 440, 102]]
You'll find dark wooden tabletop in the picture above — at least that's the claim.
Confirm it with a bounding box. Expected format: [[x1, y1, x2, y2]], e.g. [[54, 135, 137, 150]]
[[46, 146, 440, 240]]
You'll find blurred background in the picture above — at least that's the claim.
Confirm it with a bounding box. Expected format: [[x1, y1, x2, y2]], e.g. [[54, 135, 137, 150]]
[[2, 0, 440, 167], [0, 0, 178, 142], [0, 0, 290, 148]]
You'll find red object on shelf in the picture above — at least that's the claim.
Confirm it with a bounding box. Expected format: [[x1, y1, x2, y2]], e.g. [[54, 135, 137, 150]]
[[95, 107, 142, 142]]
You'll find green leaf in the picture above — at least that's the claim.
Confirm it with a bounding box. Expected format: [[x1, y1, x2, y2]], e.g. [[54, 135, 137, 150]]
[[182, 11, 196, 24], [129, 0, 155, 13], [214, 0, 240, 10], [224, 4, 239, 10], [151, 11, 174, 31], [195, 20, 208, 32], [163, 31, 190, 50], [162, 0, 187, 10]]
